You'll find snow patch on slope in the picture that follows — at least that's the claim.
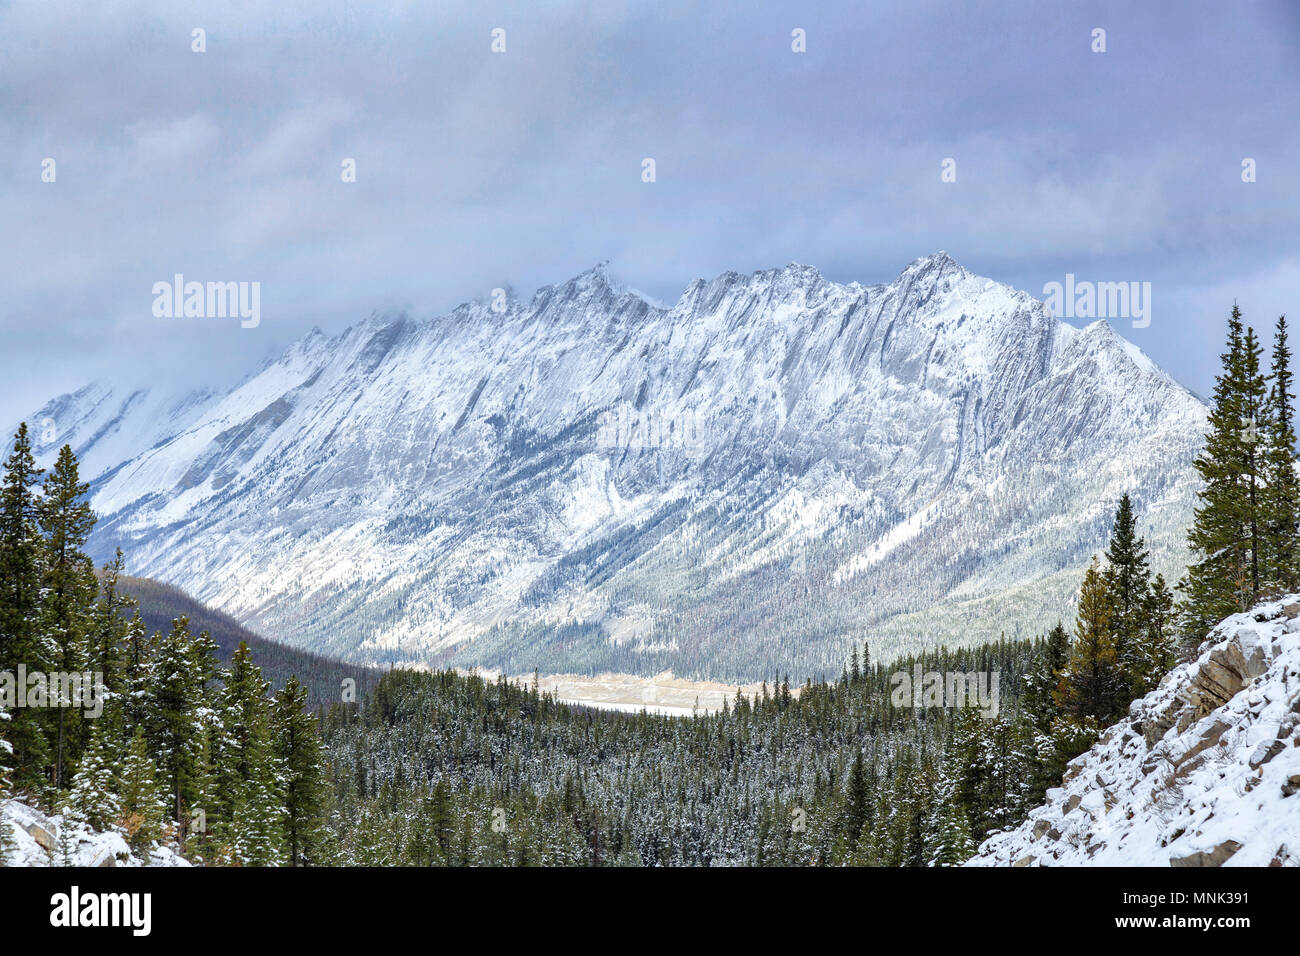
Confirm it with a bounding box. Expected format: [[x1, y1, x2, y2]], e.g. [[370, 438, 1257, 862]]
[[970, 598, 1300, 867]]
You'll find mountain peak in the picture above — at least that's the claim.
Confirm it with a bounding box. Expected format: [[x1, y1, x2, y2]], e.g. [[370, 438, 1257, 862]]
[[37, 253, 1207, 681], [898, 250, 966, 281]]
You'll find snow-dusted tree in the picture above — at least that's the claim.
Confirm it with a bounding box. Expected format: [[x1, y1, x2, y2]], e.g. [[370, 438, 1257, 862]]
[[217, 642, 285, 865], [272, 675, 330, 866], [926, 773, 975, 867], [143, 616, 203, 830], [117, 727, 167, 858], [1263, 313, 1300, 593], [0, 424, 51, 799], [86, 548, 135, 741], [37, 444, 98, 793], [67, 719, 119, 833]]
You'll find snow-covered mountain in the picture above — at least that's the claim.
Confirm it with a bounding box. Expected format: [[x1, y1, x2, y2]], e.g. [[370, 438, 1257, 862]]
[[16, 254, 1207, 681], [970, 596, 1300, 867]]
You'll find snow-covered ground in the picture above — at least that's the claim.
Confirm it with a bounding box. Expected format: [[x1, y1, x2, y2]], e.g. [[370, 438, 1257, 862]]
[[1, 799, 189, 867], [971, 597, 1300, 867], [485, 668, 779, 715]]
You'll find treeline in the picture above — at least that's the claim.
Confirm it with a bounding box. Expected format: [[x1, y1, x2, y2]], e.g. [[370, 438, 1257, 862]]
[[0, 426, 329, 864], [318, 639, 1042, 866]]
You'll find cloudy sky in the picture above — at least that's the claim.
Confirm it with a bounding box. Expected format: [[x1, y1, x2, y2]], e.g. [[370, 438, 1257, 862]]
[[3, 0, 1299, 425]]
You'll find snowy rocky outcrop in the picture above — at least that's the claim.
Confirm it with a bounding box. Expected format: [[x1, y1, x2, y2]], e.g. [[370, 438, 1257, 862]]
[[12, 254, 1207, 679], [1, 799, 189, 868], [971, 598, 1300, 867]]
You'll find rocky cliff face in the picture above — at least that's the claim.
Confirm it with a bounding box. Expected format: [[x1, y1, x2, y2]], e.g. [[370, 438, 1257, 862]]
[[16, 255, 1206, 680], [970, 598, 1300, 867]]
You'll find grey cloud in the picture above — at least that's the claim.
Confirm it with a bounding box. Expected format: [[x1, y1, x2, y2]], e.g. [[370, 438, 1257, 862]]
[[2, 0, 1299, 426]]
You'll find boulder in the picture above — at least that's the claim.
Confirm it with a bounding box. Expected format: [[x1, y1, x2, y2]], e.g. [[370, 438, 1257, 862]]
[[1170, 840, 1243, 867], [1248, 739, 1287, 769], [1186, 639, 1269, 717], [23, 820, 55, 853], [1174, 718, 1231, 767]]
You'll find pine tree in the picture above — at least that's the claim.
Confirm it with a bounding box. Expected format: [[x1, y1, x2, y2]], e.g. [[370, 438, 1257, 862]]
[[143, 617, 203, 835], [1183, 306, 1269, 633], [118, 726, 167, 858], [1264, 314, 1300, 593], [1056, 557, 1124, 723], [1023, 623, 1070, 734], [37, 444, 98, 792], [0, 424, 50, 797], [67, 720, 120, 833], [1102, 494, 1152, 682], [272, 675, 330, 866], [217, 643, 285, 865]]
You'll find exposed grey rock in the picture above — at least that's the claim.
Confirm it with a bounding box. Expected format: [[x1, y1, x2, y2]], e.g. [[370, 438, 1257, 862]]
[[17, 255, 1207, 679], [1170, 840, 1243, 867]]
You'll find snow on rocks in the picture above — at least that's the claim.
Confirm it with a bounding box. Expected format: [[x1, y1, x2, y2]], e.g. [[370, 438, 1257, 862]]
[[2, 798, 189, 867], [970, 596, 1300, 867], [18, 255, 1208, 677]]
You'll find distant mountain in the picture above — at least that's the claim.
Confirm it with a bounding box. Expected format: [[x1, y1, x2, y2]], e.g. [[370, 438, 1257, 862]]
[[18, 254, 1207, 682]]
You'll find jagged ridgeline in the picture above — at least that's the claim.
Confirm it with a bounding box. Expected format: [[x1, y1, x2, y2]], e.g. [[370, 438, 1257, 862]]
[[18, 254, 1206, 681]]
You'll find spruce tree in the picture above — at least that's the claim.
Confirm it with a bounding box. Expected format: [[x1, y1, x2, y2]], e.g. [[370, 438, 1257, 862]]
[[87, 549, 135, 743], [185, 723, 222, 865], [1102, 494, 1152, 679], [118, 726, 167, 858], [946, 702, 988, 838], [144, 617, 203, 835], [272, 675, 330, 866], [0, 424, 50, 796], [120, 611, 154, 738], [1134, 574, 1176, 692], [1023, 623, 1070, 734], [1241, 324, 1269, 596], [67, 720, 120, 833], [37, 444, 98, 792], [927, 793, 975, 866], [1264, 314, 1300, 593], [217, 643, 285, 865], [1183, 306, 1269, 632]]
